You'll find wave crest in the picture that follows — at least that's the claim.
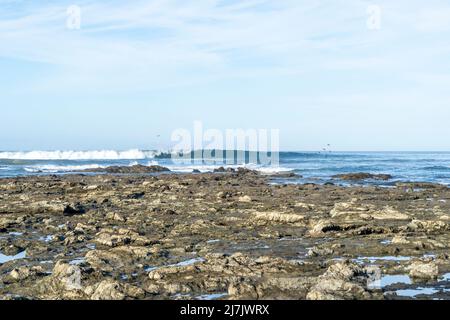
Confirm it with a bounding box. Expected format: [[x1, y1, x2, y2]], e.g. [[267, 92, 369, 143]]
[[0, 149, 158, 160]]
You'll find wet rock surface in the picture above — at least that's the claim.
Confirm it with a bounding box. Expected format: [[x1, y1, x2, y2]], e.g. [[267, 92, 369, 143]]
[[0, 170, 449, 300], [82, 165, 170, 174], [332, 173, 393, 181]]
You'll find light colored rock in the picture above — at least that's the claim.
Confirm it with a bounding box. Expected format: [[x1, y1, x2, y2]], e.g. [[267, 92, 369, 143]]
[[83, 185, 98, 190], [89, 280, 126, 300], [392, 235, 410, 244], [295, 202, 315, 210], [95, 231, 131, 247], [53, 261, 82, 291], [370, 207, 409, 220], [307, 262, 371, 300], [331, 202, 408, 221], [307, 247, 334, 257], [0, 217, 16, 229], [9, 266, 44, 281], [309, 220, 341, 236], [105, 212, 126, 222], [254, 212, 305, 224], [238, 195, 252, 203], [408, 262, 439, 279], [75, 223, 96, 234], [330, 201, 372, 218], [30, 200, 66, 212]]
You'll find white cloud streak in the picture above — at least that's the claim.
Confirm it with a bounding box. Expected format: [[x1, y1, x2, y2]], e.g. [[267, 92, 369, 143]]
[[0, 0, 449, 93]]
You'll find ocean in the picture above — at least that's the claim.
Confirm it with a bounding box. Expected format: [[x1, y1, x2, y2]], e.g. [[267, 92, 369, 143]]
[[1, 150, 450, 186]]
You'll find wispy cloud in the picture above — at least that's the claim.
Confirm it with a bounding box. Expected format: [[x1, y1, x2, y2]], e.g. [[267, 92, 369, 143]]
[[1, 0, 450, 93]]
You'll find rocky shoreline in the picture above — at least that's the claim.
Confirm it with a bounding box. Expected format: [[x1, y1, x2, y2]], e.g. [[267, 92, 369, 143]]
[[0, 169, 449, 300]]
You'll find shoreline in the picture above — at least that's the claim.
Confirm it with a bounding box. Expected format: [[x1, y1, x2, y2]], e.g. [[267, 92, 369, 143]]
[[0, 170, 449, 300]]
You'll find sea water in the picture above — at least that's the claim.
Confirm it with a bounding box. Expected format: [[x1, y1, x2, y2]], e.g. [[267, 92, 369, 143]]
[[1, 150, 450, 186]]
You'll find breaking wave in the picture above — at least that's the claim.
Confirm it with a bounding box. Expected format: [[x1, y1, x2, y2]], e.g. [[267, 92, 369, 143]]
[[0, 149, 159, 160], [24, 164, 107, 173]]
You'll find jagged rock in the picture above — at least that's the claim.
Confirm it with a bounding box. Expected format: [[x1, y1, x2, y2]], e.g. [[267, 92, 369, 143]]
[[307, 247, 334, 257], [238, 195, 252, 203], [0, 217, 16, 230], [93, 228, 150, 247], [408, 262, 439, 279], [52, 261, 83, 291], [105, 212, 126, 222], [332, 173, 392, 181], [1, 167, 450, 300], [307, 261, 372, 300], [82, 165, 170, 174], [63, 203, 86, 216], [309, 220, 342, 236], [253, 212, 305, 224], [392, 236, 410, 244], [8, 266, 44, 282], [87, 280, 145, 300]]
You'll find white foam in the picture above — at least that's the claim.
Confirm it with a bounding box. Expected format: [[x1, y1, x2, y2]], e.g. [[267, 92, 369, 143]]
[[24, 164, 106, 173], [0, 149, 157, 160]]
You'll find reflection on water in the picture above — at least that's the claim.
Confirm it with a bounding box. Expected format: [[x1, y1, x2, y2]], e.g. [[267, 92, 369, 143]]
[[0, 250, 26, 264], [396, 287, 439, 298], [369, 274, 412, 289], [196, 293, 227, 300]]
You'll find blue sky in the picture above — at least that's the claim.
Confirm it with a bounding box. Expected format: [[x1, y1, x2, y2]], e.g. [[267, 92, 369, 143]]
[[1, 0, 450, 151]]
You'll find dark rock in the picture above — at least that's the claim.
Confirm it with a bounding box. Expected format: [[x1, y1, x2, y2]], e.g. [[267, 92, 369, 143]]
[[236, 167, 258, 175], [63, 203, 86, 216], [127, 192, 145, 199], [332, 172, 392, 181], [213, 167, 234, 173], [82, 165, 170, 174]]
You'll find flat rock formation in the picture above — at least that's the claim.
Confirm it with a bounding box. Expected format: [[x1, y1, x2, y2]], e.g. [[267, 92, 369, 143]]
[[82, 165, 170, 174], [0, 170, 449, 300]]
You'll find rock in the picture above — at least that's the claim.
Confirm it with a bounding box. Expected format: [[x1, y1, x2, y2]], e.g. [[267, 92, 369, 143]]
[[392, 236, 410, 244], [307, 247, 334, 257], [89, 280, 126, 300], [238, 195, 252, 203], [95, 231, 131, 247], [63, 203, 86, 216], [0, 245, 25, 256], [9, 266, 44, 281], [309, 220, 342, 236], [105, 212, 126, 222], [30, 201, 66, 213], [2, 165, 450, 300], [82, 165, 170, 174], [408, 262, 439, 279], [307, 261, 372, 300], [0, 217, 16, 230], [214, 167, 234, 173], [330, 200, 372, 218], [236, 167, 258, 175], [295, 202, 316, 210], [87, 279, 145, 300], [52, 261, 83, 291], [83, 185, 98, 190], [370, 206, 409, 220], [253, 212, 305, 224], [74, 223, 96, 234], [127, 192, 145, 199], [85, 246, 152, 273], [332, 173, 392, 181], [330, 201, 408, 221]]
